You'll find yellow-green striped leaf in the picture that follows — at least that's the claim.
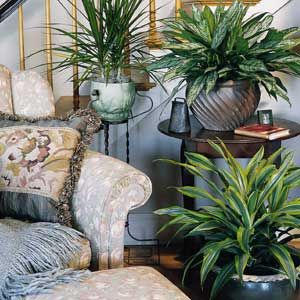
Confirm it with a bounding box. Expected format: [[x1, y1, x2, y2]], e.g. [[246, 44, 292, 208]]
[[269, 244, 296, 289]]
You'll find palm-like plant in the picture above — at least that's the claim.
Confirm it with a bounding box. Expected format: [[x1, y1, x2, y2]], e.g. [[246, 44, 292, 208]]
[[148, 1, 300, 106], [155, 141, 300, 299], [51, 0, 149, 84]]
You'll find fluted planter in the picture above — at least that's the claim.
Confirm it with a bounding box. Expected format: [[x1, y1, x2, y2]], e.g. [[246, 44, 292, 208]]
[[189, 80, 261, 131]]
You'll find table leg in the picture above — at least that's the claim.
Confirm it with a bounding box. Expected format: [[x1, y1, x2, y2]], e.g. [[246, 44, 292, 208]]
[[104, 123, 109, 156], [180, 141, 195, 210], [180, 141, 200, 263], [126, 122, 130, 164]]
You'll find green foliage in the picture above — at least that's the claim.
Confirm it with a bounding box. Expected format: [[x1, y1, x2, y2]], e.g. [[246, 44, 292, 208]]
[[47, 0, 149, 84], [148, 1, 300, 106], [155, 141, 300, 299]]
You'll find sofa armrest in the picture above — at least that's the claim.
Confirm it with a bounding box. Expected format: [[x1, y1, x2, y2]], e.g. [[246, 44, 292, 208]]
[[72, 150, 152, 270]]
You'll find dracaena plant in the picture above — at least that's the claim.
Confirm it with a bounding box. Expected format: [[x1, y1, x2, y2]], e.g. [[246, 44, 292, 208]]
[[147, 1, 300, 106], [155, 141, 300, 299], [48, 0, 149, 85]]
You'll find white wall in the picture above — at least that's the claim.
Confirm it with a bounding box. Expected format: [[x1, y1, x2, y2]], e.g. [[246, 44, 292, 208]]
[[0, 0, 300, 245]]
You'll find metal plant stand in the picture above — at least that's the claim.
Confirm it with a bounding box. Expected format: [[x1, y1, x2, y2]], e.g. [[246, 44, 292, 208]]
[[103, 120, 130, 163], [102, 118, 160, 266]]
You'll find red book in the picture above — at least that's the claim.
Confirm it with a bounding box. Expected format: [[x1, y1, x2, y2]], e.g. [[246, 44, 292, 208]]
[[234, 124, 290, 140]]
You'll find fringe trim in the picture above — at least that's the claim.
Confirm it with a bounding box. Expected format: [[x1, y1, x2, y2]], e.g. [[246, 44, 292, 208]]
[[0, 109, 102, 227], [7, 268, 90, 300], [0, 220, 91, 299]]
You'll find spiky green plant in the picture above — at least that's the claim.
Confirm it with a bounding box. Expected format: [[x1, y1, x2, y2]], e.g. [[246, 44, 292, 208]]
[[155, 141, 300, 299], [48, 0, 150, 84], [148, 1, 300, 106]]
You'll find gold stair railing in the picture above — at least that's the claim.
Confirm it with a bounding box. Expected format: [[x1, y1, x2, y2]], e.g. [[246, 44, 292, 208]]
[[17, 0, 79, 109]]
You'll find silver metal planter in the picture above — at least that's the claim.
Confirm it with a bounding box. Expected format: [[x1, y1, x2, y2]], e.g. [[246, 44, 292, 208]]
[[190, 80, 261, 131], [90, 81, 136, 122]]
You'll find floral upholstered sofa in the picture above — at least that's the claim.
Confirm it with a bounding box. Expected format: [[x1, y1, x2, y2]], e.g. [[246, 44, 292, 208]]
[[0, 65, 152, 270], [0, 66, 190, 300]]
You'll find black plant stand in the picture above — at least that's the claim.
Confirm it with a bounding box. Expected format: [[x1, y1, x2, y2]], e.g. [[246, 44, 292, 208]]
[[103, 120, 130, 163], [102, 119, 160, 265]]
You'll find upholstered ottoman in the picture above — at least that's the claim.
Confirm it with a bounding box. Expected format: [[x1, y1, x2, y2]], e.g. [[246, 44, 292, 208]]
[[27, 267, 190, 300]]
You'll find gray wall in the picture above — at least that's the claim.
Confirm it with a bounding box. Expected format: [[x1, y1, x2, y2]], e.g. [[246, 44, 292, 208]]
[[0, 0, 300, 245]]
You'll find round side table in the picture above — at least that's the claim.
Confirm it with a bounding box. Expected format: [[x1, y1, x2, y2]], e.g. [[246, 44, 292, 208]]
[[158, 116, 300, 211]]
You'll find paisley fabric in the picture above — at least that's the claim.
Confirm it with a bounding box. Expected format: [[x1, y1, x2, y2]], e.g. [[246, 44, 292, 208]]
[[26, 267, 190, 300], [73, 150, 152, 270], [0, 65, 13, 114], [11, 71, 55, 117]]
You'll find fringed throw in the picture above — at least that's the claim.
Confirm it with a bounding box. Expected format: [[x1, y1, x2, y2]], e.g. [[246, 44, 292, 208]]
[[0, 219, 90, 299]]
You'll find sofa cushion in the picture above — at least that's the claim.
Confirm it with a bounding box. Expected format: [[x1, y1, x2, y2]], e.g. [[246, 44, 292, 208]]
[[68, 238, 91, 270], [0, 65, 13, 114], [11, 71, 55, 118], [26, 267, 190, 300], [0, 110, 101, 226]]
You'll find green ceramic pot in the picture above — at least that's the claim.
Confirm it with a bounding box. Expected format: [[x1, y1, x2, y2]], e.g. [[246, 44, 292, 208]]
[[90, 81, 136, 122], [218, 273, 299, 300]]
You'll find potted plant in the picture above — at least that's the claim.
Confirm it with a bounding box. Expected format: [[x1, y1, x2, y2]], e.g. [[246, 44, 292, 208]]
[[148, 1, 300, 131], [51, 0, 150, 122], [155, 141, 300, 300]]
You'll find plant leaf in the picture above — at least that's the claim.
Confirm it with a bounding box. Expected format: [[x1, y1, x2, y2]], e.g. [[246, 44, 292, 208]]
[[269, 244, 296, 289]]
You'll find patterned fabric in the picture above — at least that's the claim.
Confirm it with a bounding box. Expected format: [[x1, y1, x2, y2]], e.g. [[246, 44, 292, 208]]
[[11, 71, 55, 118], [68, 239, 91, 270], [73, 150, 152, 270], [0, 65, 13, 114], [26, 266, 190, 300], [0, 126, 79, 200], [0, 110, 102, 226]]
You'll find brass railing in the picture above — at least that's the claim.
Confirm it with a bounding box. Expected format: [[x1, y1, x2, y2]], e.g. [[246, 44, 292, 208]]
[[15, 0, 81, 109]]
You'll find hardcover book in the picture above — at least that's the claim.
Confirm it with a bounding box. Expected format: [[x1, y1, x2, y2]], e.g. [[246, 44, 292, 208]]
[[234, 124, 290, 140]]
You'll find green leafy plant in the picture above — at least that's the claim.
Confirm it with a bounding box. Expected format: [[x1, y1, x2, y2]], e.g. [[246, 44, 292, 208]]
[[155, 141, 300, 299], [48, 0, 150, 84], [148, 1, 300, 106]]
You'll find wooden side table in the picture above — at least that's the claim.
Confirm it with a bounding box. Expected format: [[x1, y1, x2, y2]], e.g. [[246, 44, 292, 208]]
[[158, 116, 300, 210], [158, 116, 300, 259]]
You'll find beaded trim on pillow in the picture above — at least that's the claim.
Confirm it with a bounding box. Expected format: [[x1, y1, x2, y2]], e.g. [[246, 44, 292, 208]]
[[0, 109, 101, 227]]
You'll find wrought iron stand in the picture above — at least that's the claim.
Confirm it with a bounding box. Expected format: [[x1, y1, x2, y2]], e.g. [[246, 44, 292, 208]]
[[102, 119, 160, 265]]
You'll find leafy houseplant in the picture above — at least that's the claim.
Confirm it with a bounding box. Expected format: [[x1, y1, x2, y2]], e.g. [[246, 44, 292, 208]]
[[148, 1, 300, 131], [155, 141, 300, 300], [51, 0, 149, 122]]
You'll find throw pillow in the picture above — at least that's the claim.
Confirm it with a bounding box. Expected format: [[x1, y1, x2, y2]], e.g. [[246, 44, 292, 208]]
[[0, 65, 13, 114], [0, 109, 101, 226], [11, 70, 55, 117]]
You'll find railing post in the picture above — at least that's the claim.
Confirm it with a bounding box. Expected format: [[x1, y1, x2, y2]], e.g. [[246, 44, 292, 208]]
[[72, 0, 79, 110], [147, 0, 162, 49], [176, 0, 182, 18], [45, 0, 53, 88], [18, 6, 25, 70]]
